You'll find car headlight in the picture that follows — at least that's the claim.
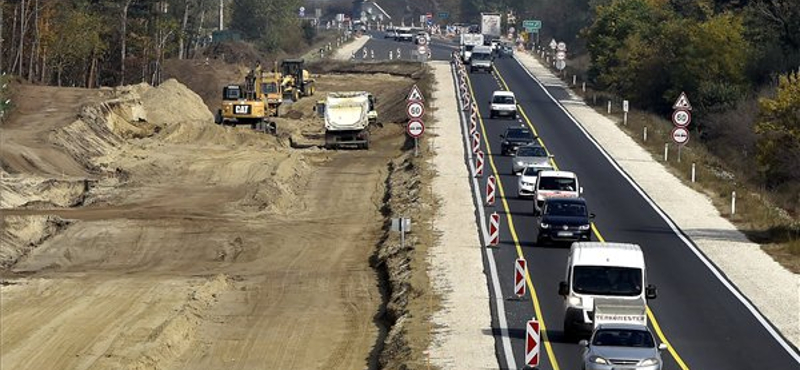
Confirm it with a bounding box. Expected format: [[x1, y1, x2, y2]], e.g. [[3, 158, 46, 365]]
[[516, 160, 524, 166], [579, 224, 591, 230], [640, 358, 660, 366], [589, 356, 608, 365], [567, 296, 581, 307], [539, 222, 549, 229], [502, 141, 509, 145]]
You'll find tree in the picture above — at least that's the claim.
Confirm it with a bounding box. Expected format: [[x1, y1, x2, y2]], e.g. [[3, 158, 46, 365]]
[[756, 73, 800, 188]]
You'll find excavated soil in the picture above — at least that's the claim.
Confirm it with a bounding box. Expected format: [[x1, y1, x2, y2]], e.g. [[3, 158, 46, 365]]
[[0, 61, 420, 370]]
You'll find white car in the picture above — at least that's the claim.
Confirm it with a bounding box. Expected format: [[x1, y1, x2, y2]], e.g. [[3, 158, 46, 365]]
[[518, 165, 551, 198], [489, 91, 517, 119]]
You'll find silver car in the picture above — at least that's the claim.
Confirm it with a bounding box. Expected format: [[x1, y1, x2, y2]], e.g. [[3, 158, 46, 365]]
[[511, 145, 552, 174], [580, 324, 667, 370]]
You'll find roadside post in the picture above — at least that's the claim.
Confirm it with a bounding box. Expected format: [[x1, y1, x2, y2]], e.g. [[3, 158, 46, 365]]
[[488, 212, 499, 246], [472, 132, 481, 154], [525, 318, 541, 367], [391, 217, 411, 250], [623, 100, 629, 125], [514, 258, 527, 298], [671, 92, 692, 162], [475, 150, 484, 177], [406, 85, 425, 157], [486, 175, 496, 206]]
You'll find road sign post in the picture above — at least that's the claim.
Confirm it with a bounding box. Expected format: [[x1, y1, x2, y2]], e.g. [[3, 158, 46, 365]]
[[391, 217, 411, 251], [514, 258, 527, 298], [623, 100, 629, 125], [407, 86, 425, 156], [525, 319, 541, 367]]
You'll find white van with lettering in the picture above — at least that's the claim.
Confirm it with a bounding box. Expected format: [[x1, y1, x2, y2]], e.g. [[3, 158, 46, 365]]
[[533, 170, 582, 215], [558, 242, 658, 339]]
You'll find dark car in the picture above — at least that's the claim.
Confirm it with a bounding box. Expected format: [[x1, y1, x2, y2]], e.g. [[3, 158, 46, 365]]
[[536, 197, 594, 245], [500, 127, 536, 156], [499, 44, 514, 58]]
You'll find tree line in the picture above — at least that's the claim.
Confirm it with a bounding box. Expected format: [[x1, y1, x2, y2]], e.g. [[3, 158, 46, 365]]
[[0, 0, 312, 88]]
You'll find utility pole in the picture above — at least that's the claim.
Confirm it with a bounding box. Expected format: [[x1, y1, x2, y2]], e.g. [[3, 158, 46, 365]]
[[0, 0, 4, 74], [219, 0, 223, 31]]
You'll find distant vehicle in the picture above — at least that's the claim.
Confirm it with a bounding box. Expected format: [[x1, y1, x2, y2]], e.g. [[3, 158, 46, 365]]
[[489, 90, 517, 119], [580, 323, 666, 370], [558, 242, 658, 339], [499, 126, 535, 156], [490, 39, 501, 55], [459, 33, 484, 63], [536, 197, 593, 244], [470, 45, 493, 73], [499, 43, 514, 58], [533, 170, 582, 214], [318, 91, 377, 149], [395, 27, 414, 42], [385, 29, 397, 38], [511, 144, 551, 174], [480, 12, 502, 37]]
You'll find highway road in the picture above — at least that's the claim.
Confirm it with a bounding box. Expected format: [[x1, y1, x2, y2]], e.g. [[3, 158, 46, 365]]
[[360, 34, 800, 369], [355, 31, 455, 61]]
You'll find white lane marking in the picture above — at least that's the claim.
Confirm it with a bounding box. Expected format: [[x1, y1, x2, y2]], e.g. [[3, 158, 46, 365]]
[[451, 64, 518, 370], [511, 54, 800, 363]]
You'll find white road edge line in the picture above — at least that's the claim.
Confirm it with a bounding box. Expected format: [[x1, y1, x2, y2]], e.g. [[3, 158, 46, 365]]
[[451, 64, 518, 370], [512, 54, 800, 363]]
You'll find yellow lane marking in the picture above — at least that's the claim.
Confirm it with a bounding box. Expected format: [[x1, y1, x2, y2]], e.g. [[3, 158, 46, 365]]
[[490, 64, 692, 370], [465, 72, 562, 370]]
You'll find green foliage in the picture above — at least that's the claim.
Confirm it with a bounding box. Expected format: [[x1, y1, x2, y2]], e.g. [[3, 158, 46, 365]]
[[230, 0, 302, 52], [756, 73, 800, 187]]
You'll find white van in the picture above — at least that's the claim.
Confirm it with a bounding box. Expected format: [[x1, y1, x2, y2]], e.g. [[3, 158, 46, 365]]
[[533, 170, 582, 214], [558, 242, 658, 338]]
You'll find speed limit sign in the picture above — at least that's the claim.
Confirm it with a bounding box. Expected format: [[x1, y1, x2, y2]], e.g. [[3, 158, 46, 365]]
[[672, 110, 691, 127], [407, 101, 425, 119]]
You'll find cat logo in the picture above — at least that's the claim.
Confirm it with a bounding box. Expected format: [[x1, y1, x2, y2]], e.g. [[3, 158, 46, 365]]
[[234, 105, 251, 115]]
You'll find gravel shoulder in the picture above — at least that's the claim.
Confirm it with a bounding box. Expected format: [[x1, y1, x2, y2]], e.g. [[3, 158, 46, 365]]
[[426, 61, 496, 368], [515, 52, 800, 347], [333, 35, 370, 60]]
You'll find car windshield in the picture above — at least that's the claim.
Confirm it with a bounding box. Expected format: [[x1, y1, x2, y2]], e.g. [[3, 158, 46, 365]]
[[505, 129, 531, 139], [493, 95, 515, 104], [538, 176, 576, 191], [523, 167, 545, 176], [545, 201, 587, 217], [465, 45, 475, 51], [473, 53, 492, 60], [592, 328, 655, 348], [572, 266, 643, 296], [516, 146, 547, 157]]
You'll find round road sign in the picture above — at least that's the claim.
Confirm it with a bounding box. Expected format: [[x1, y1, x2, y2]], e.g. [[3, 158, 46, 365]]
[[557, 42, 567, 51], [418, 37, 428, 46], [556, 51, 566, 60], [407, 101, 425, 119], [671, 127, 690, 145], [417, 45, 429, 55], [555, 60, 566, 71], [407, 120, 425, 138], [672, 109, 691, 127]]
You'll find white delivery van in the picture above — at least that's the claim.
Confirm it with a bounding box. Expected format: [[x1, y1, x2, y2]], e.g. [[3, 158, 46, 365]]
[[558, 242, 658, 338], [533, 170, 582, 214]]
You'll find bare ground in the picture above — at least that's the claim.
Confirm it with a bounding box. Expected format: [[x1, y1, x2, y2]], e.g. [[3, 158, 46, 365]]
[[0, 63, 420, 370]]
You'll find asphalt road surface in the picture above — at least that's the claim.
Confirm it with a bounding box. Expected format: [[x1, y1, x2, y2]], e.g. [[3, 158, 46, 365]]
[[357, 31, 455, 62], [361, 36, 799, 369], [467, 55, 800, 369]]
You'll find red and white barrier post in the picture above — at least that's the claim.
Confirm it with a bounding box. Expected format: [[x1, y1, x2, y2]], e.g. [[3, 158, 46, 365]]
[[475, 150, 484, 177], [525, 318, 541, 368], [486, 175, 496, 206], [488, 212, 499, 246], [515, 258, 527, 298], [472, 132, 481, 154]]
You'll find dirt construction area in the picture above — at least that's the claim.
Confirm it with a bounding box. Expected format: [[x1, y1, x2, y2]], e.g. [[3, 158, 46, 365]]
[[0, 61, 424, 370]]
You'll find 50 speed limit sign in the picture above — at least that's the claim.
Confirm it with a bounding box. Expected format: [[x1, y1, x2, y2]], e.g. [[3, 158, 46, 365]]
[[407, 101, 425, 119], [672, 109, 691, 127]]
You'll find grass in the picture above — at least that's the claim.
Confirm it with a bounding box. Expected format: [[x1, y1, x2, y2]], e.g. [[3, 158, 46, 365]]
[[529, 51, 800, 273]]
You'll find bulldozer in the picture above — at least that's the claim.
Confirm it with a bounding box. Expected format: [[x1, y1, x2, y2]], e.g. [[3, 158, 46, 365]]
[[215, 66, 277, 134], [280, 59, 315, 102]]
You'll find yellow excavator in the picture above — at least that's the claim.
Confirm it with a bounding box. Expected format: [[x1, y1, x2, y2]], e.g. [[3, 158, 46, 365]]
[[215, 65, 277, 134]]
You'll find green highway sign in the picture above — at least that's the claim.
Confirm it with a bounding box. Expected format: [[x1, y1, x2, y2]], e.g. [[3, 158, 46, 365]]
[[523, 20, 542, 31], [438, 12, 449, 19]]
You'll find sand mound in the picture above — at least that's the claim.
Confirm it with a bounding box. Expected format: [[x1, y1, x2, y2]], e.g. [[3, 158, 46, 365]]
[[141, 79, 213, 126], [0, 215, 71, 269]]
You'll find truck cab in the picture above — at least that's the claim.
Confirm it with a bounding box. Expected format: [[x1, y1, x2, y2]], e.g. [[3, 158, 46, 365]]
[[558, 242, 658, 339]]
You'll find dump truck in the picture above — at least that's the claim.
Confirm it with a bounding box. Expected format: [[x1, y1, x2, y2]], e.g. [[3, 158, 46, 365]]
[[481, 12, 502, 38], [317, 91, 377, 149], [215, 68, 277, 134], [281, 59, 316, 102]]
